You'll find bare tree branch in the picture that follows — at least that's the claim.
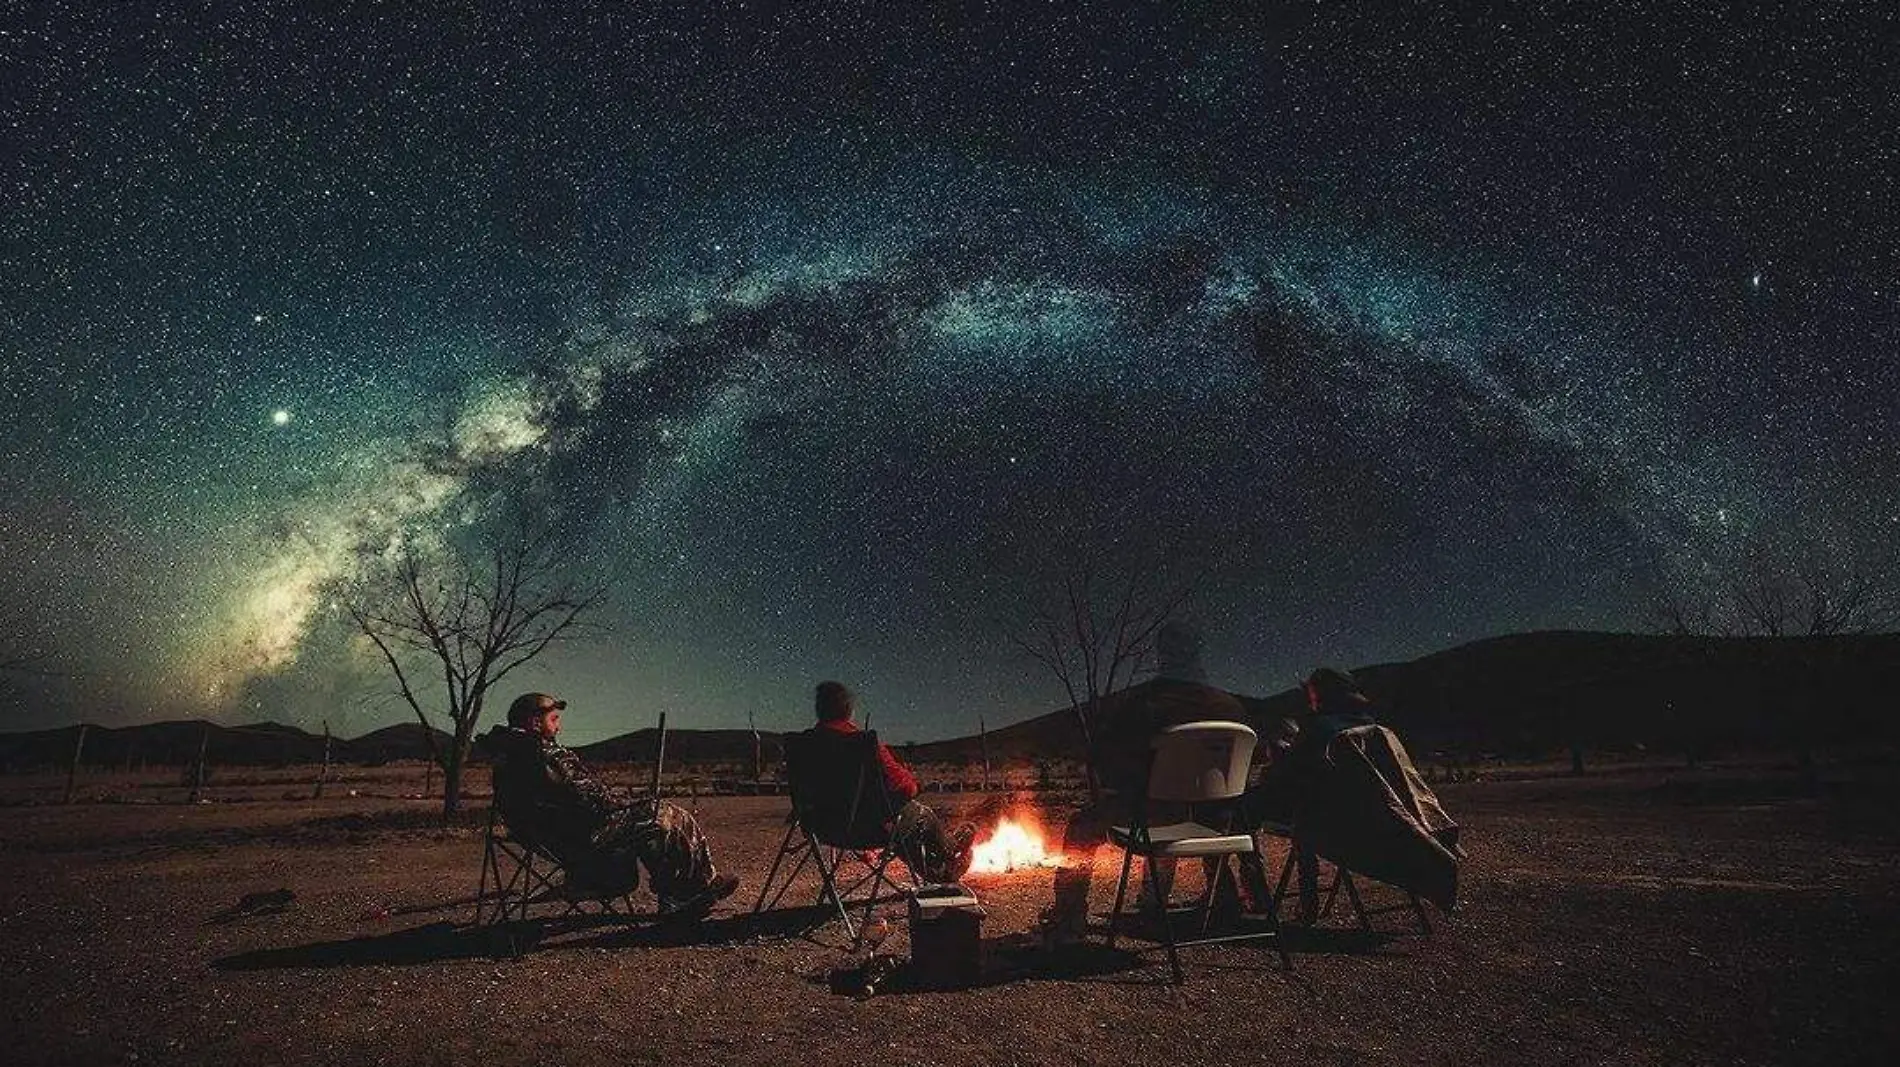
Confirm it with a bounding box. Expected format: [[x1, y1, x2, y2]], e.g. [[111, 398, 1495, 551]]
[[346, 523, 605, 819], [1009, 563, 1188, 803]]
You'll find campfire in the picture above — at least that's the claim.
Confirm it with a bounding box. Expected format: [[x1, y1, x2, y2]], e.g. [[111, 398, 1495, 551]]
[[966, 813, 1065, 874]]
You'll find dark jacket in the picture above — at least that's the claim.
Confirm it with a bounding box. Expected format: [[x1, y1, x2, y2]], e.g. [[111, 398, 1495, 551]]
[[1093, 678, 1249, 797], [480, 725, 628, 858]]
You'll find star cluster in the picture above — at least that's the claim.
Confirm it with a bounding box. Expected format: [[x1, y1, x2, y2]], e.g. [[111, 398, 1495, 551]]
[[3, 3, 1895, 741]]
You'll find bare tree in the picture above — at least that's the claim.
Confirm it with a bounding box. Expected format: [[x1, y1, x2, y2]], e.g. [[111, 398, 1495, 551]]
[[1647, 581, 1725, 638], [1009, 567, 1188, 803], [1651, 545, 1896, 781], [346, 524, 604, 819], [1659, 551, 1897, 640], [0, 641, 61, 691]]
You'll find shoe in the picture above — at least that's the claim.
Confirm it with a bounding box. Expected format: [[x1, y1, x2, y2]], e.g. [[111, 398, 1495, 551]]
[[663, 872, 740, 919], [945, 825, 977, 881]]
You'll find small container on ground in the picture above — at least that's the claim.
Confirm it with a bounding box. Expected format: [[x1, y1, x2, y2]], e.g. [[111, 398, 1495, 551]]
[[907, 883, 985, 990]]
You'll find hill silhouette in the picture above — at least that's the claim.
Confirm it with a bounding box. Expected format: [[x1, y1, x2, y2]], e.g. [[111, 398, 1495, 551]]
[[905, 630, 1900, 765], [4, 631, 1897, 771]]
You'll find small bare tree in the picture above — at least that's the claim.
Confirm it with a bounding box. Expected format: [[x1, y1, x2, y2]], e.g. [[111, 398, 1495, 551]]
[[0, 639, 60, 696], [1010, 568, 1187, 803], [1657, 552, 1897, 639], [1651, 544, 1896, 780], [346, 524, 604, 819]]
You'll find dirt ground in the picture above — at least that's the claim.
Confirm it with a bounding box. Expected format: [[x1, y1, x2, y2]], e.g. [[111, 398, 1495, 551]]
[[2, 764, 1897, 1067]]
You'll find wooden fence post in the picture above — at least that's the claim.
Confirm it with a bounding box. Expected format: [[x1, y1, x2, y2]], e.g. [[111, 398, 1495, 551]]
[[649, 711, 667, 799], [748, 710, 762, 782], [187, 726, 209, 803], [314, 720, 333, 799], [979, 715, 990, 794], [63, 724, 87, 804]]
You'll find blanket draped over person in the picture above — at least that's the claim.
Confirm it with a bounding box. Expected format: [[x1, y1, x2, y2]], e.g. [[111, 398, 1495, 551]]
[[1298, 723, 1461, 913]]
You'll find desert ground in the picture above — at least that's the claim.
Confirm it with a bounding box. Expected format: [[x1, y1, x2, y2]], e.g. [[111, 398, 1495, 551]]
[[2, 761, 1897, 1067]]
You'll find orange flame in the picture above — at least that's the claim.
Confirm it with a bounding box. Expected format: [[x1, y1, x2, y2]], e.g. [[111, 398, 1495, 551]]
[[967, 814, 1065, 874]]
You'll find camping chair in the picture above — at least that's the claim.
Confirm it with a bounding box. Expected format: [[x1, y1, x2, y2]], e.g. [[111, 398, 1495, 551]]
[[1106, 720, 1291, 984], [473, 804, 640, 926], [750, 728, 909, 947], [1260, 821, 1433, 936]]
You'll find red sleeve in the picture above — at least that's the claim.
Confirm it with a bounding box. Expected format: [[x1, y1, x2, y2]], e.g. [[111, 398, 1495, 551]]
[[878, 742, 920, 801]]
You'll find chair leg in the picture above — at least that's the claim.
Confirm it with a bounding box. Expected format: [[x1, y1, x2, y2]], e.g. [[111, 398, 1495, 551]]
[[809, 841, 856, 940], [1198, 858, 1225, 936], [1319, 861, 1345, 921], [515, 851, 535, 923], [476, 825, 499, 924], [1338, 869, 1371, 932], [751, 819, 804, 915], [758, 842, 816, 915], [1106, 846, 1136, 950], [1140, 853, 1183, 985], [1270, 840, 1296, 922], [1265, 888, 1292, 969], [850, 851, 900, 953]]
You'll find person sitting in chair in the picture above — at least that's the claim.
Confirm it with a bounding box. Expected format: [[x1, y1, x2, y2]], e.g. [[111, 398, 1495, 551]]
[[809, 680, 975, 884], [1246, 666, 1461, 922], [481, 692, 740, 916], [1040, 620, 1256, 946]]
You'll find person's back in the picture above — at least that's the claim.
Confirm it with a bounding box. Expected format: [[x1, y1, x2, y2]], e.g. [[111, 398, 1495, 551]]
[[805, 680, 972, 883], [789, 722, 898, 849], [1285, 666, 1378, 772], [1094, 676, 1248, 797]]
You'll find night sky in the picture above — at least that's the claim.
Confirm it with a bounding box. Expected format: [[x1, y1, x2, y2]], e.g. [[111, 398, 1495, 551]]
[[4, 2, 1896, 743]]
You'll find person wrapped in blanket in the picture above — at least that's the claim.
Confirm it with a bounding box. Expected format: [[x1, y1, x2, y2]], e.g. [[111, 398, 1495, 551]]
[[1245, 667, 1462, 922], [480, 692, 739, 917]]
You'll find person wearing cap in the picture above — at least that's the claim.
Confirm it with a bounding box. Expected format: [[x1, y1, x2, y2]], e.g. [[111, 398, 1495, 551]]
[[1041, 620, 1253, 947], [480, 692, 739, 916], [810, 680, 975, 883]]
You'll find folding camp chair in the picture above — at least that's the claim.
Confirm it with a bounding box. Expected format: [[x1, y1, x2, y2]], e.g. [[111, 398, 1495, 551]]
[[1261, 821, 1433, 936], [750, 728, 909, 947], [473, 805, 640, 925], [1106, 721, 1291, 984]]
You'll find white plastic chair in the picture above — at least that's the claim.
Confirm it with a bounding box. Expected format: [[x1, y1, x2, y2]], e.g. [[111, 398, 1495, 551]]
[[1106, 720, 1290, 982]]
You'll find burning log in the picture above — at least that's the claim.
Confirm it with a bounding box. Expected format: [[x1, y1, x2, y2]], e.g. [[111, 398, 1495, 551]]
[[966, 812, 1066, 874]]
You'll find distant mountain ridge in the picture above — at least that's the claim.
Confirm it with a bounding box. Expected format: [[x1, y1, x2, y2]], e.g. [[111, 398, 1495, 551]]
[[4, 630, 1897, 770]]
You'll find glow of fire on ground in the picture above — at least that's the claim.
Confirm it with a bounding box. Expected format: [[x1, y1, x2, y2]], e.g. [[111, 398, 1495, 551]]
[[966, 815, 1066, 874]]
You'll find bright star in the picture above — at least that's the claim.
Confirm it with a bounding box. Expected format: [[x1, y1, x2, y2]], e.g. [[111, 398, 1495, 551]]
[[272, 409, 291, 426]]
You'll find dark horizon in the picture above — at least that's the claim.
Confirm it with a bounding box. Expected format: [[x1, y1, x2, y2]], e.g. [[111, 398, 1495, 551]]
[[11, 628, 1900, 757]]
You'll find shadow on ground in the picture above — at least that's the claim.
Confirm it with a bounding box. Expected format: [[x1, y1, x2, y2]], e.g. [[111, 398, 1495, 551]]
[[807, 919, 1409, 994], [211, 903, 876, 971]]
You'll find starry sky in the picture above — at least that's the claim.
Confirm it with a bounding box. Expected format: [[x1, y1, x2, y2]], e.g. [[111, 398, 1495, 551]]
[[3, 2, 1896, 743]]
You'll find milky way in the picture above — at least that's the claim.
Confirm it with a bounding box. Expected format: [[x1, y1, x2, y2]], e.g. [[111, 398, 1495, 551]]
[[3, 3, 1895, 741]]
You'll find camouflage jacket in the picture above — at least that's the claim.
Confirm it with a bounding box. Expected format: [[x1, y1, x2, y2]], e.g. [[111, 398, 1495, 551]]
[[481, 725, 632, 854]]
